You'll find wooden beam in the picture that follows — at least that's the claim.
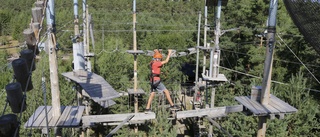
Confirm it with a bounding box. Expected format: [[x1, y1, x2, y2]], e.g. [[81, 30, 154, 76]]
[[235, 96, 268, 115], [176, 105, 243, 119], [82, 112, 156, 127], [126, 50, 145, 54], [102, 120, 144, 126], [127, 88, 145, 95], [202, 74, 228, 82], [106, 115, 135, 137]]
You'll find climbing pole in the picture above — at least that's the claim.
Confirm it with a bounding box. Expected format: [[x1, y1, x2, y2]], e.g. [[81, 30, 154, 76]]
[[258, 0, 277, 136], [126, 0, 145, 133], [234, 1, 297, 137]]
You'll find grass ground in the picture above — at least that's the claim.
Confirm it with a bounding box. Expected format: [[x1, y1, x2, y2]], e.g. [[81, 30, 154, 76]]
[[0, 36, 20, 57]]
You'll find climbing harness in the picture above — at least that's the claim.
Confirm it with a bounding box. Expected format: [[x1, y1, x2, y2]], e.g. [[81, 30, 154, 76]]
[[149, 61, 161, 91]]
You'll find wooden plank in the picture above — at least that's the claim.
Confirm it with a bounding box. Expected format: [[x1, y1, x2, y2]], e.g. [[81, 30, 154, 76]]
[[176, 105, 242, 119], [268, 101, 287, 113], [269, 95, 293, 112], [99, 100, 116, 108], [270, 95, 297, 112], [242, 96, 269, 115], [24, 106, 45, 127], [71, 106, 85, 126], [263, 104, 281, 114], [82, 113, 156, 127], [127, 88, 145, 94], [43, 106, 66, 127], [126, 50, 145, 54], [103, 120, 145, 126], [33, 106, 52, 128], [202, 74, 227, 82], [62, 71, 120, 107], [64, 106, 84, 127], [56, 106, 73, 126], [81, 83, 119, 97], [269, 99, 293, 113], [235, 96, 261, 115], [57, 106, 84, 127], [26, 106, 84, 128], [94, 95, 120, 102]]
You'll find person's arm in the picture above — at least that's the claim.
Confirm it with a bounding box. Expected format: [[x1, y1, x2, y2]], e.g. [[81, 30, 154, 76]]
[[161, 49, 172, 64]]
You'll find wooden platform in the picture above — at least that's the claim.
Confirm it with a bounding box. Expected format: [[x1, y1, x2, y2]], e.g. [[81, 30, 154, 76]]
[[62, 71, 120, 108], [176, 105, 243, 119], [235, 95, 298, 117], [197, 46, 214, 50], [82, 112, 156, 127], [96, 100, 117, 108], [202, 74, 228, 82], [25, 106, 85, 128], [127, 88, 145, 94], [126, 50, 145, 54]]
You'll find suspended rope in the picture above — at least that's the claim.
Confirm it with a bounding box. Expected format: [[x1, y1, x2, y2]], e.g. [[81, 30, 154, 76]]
[[220, 66, 320, 93], [1, 100, 9, 116], [42, 75, 50, 137], [276, 33, 320, 85], [220, 48, 320, 68]]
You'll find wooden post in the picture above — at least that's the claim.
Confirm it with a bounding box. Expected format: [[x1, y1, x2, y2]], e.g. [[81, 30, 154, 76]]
[[46, 0, 62, 136], [258, 0, 278, 137], [23, 28, 39, 55], [132, 0, 138, 133], [32, 7, 42, 23], [32, 23, 40, 40], [23, 28, 37, 46], [35, 1, 44, 8], [73, 0, 80, 37]]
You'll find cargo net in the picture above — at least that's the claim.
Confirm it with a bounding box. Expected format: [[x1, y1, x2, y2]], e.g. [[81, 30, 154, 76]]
[[284, 0, 320, 54]]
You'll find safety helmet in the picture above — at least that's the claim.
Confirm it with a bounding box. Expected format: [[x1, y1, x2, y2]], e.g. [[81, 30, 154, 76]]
[[153, 51, 162, 59]]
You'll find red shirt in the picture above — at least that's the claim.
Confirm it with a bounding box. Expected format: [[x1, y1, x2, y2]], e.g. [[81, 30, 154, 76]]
[[151, 60, 162, 81]]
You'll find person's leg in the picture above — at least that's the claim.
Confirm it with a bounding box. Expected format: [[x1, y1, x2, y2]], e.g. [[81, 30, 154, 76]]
[[163, 89, 174, 106], [156, 82, 176, 107], [146, 92, 156, 109]]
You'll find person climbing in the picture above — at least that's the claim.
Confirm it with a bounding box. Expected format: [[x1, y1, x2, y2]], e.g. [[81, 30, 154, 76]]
[[145, 49, 179, 113]]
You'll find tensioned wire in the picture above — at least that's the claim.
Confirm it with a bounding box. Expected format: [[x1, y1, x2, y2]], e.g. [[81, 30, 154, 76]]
[[276, 33, 320, 85]]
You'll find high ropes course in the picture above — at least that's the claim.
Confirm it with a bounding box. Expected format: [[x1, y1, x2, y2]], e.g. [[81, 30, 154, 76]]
[[4, 0, 320, 136]]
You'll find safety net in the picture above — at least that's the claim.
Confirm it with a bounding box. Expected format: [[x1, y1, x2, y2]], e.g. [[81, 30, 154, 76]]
[[283, 0, 320, 54]]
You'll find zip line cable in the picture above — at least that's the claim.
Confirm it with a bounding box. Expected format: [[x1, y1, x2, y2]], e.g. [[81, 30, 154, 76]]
[[276, 33, 320, 85], [220, 66, 320, 93], [92, 11, 201, 16], [220, 48, 320, 68], [42, 74, 50, 137]]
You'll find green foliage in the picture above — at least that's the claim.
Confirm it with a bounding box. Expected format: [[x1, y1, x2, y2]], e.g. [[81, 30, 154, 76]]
[[1, 0, 319, 136]]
